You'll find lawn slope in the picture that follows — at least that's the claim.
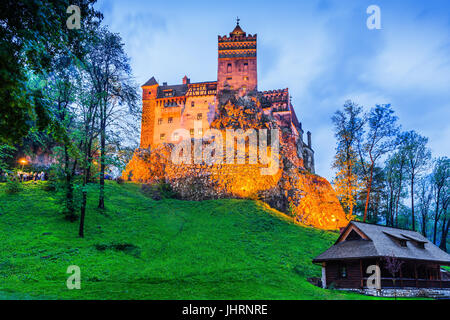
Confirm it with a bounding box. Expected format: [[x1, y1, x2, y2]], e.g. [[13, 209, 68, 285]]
[[0, 181, 374, 299]]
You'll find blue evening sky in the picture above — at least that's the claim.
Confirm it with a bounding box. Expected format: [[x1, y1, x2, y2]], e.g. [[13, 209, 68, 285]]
[[95, 0, 450, 181]]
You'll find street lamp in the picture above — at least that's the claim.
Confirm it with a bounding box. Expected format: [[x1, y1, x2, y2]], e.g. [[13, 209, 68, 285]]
[[19, 158, 27, 171]]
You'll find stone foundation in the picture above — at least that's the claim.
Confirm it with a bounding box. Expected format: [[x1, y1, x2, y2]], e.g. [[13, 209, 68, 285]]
[[339, 287, 450, 299]]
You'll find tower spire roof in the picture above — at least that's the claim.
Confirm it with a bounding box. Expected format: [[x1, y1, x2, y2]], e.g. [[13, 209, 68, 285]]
[[230, 17, 246, 37]]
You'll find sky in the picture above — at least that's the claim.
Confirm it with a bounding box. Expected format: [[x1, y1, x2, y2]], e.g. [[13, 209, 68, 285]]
[[94, 0, 450, 182]]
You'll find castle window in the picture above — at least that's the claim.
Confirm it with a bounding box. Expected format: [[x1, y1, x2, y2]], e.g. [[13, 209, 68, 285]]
[[226, 77, 232, 81], [242, 86, 247, 93], [227, 63, 232, 73], [243, 76, 249, 81], [197, 113, 202, 120], [243, 63, 248, 71], [160, 134, 165, 141], [172, 132, 179, 141], [190, 129, 194, 136], [168, 117, 173, 124], [191, 101, 195, 107], [198, 128, 203, 135], [158, 118, 163, 125]]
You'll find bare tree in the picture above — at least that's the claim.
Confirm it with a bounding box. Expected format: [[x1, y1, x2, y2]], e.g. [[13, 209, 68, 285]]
[[401, 131, 431, 231], [358, 104, 399, 222], [416, 176, 433, 237], [431, 157, 450, 244], [83, 27, 139, 210], [383, 253, 404, 300]]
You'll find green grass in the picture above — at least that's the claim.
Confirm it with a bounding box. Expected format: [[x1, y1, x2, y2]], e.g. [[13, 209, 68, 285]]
[[0, 181, 382, 300]]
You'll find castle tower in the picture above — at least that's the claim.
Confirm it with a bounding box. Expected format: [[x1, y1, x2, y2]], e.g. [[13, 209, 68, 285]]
[[140, 76, 159, 149], [217, 19, 257, 93]]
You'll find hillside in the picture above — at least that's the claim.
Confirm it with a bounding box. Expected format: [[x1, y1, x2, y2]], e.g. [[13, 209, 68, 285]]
[[0, 181, 376, 300]]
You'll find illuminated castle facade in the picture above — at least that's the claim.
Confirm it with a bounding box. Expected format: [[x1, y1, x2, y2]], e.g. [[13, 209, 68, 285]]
[[139, 21, 315, 172]]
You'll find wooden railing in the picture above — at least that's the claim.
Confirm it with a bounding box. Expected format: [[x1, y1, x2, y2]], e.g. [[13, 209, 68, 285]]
[[361, 277, 450, 289]]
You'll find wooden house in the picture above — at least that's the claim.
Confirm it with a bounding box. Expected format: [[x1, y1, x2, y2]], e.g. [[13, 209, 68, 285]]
[[313, 221, 450, 290]]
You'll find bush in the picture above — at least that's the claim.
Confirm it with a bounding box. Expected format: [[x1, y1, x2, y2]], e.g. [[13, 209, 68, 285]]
[[141, 182, 175, 200], [157, 182, 175, 199], [5, 178, 22, 194], [41, 168, 59, 192], [116, 177, 124, 184]]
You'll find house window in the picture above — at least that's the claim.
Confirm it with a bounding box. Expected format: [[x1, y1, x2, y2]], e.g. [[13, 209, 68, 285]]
[[172, 132, 179, 141], [190, 129, 194, 136], [226, 77, 232, 81], [243, 63, 248, 71], [191, 101, 195, 107], [158, 118, 163, 125], [227, 63, 232, 73], [338, 264, 347, 279], [197, 113, 202, 120], [168, 117, 173, 124], [243, 76, 249, 81], [160, 134, 165, 141], [198, 128, 203, 135]]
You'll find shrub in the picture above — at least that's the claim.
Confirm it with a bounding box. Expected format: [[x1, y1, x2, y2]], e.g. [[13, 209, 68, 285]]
[[141, 182, 175, 200], [5, 178, 22, 194], [41, 168, 59, 192], [157, 182, 175, 199]]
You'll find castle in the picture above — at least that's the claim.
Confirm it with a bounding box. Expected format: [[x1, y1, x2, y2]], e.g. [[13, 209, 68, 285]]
[[139, 21, 315, 173]]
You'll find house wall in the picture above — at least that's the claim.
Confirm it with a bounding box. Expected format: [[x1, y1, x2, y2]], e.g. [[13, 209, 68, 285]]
[[324, 259, 449, 290], [325, 260, 362, 289]]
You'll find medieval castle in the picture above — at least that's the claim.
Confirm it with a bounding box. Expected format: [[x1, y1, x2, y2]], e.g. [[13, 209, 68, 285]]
[[138, 21, 315, 173]]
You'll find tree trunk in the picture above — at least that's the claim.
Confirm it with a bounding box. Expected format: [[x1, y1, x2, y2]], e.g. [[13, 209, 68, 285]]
[[98, 118, 106, 209], [433, 198, 440, 244], [411, 173, 415, 231], [79, 143, 89, 238], [422, 215, 427, 238], [64, 146, 75, 220], [363, 164, 374, 222], [439, 217, 449, 252]]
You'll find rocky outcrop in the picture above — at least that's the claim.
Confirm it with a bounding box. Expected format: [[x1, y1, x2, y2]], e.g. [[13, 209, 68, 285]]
[[123, 140, 347, 230], [123, 90, 348, 230]]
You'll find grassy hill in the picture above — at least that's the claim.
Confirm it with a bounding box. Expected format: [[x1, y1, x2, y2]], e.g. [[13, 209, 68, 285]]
[[0, 181, 378, 300]]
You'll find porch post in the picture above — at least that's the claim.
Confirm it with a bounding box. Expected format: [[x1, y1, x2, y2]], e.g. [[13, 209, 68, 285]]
[[376, 259, 381, 290], [414, 261, 418, 288], [399, 262, 403, 287], [359, 259, 363, 289], [321, 263, 327, 289]]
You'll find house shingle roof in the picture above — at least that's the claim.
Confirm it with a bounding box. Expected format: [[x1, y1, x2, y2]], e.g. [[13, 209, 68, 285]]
[[313, 221, 450, 264]]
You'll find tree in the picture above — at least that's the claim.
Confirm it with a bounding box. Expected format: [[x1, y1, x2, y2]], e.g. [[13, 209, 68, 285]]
[[431, 157, 449, 244], [358, 104, 399, 222], [384, 153, 408, 227], [416, 176, 433, 237], [0, 0, 102, 144], [82, 27, 139, 210], [383, 253, 404, 300], [439, 189, 449, 252], [332, 101, 364, 220], [401, 131, 431, 231]]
